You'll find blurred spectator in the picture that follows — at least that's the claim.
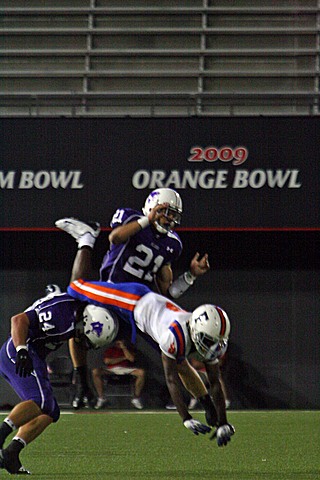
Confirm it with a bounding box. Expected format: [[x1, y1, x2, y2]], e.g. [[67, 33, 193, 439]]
[[92, 339, 145, 410]]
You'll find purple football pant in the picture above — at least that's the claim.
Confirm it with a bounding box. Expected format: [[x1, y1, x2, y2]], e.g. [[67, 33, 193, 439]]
[[0, 339, 60, 422]]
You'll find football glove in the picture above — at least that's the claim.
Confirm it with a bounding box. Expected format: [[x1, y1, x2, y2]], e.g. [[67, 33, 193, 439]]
[[211, 423, 235, 446], [15, 347, 33, 377], [184, 419, 211, 436]]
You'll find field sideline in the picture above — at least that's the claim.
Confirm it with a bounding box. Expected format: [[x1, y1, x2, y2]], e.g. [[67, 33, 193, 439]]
[[0, 410, 319, 479]]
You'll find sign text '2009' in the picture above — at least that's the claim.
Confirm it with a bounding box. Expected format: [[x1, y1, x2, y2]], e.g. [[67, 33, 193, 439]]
[[188, 146, 248, 165]]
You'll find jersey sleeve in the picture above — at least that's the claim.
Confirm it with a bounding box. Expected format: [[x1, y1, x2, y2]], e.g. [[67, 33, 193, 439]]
[[158, 321, 187, 362], [110, 208, 141, 228], [24, 308, 38, 329], [158, 329, 178, 360]]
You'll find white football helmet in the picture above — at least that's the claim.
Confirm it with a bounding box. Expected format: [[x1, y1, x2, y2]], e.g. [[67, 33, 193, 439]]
[[142, 188, 183, 234], [189, 304, 230, 361], [82, 305, 119, 349]]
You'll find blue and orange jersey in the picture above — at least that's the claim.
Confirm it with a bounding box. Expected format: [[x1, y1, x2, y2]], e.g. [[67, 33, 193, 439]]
[[68, 279, 193, 361], [67, 280, 151, 343]]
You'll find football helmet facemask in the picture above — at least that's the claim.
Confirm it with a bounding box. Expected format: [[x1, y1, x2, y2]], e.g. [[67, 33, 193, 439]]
[[142, 188, 182, 234], [77, 305, 119, 349], [189, 304, 230, 361]]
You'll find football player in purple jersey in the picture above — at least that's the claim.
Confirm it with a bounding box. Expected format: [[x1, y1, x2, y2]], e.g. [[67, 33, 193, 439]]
[[0, 290, 118, 474], [56, 188, 210, 298], [56, 188, 210, 407]]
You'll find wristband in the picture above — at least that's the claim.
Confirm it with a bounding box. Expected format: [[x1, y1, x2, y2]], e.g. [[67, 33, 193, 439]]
[[168, 271, 197, 299], [184, 271, 197, 285], [137, 216, 150, 229], [16, 345, 28, 352]]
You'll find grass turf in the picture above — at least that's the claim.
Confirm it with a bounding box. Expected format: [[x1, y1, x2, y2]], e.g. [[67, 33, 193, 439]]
[[0, 410, 319, 479]]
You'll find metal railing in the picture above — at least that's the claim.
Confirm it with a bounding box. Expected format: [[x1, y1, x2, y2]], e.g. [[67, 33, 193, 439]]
[[1, 2, 319, 116]]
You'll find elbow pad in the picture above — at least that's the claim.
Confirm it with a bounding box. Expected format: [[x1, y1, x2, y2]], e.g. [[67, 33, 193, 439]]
[[168, 271, 196, 299]]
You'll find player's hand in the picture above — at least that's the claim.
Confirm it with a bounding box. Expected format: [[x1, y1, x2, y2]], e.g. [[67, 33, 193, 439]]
[[189, 252, 210, 277], [184, 419, 211, 436], [15, 347, 33, 377], [148, 203, 168, 224], [210, 423, 235, 446]]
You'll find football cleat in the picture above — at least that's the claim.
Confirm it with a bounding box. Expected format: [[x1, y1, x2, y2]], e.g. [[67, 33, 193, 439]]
[[55, 218, 101, 242], [0, 449, 31, 475]]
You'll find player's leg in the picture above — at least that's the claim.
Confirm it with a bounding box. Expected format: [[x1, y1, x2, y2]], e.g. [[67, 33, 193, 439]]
[[0, 385, 56, 473], [15, 414, 53, 445], [55, 217, 100, 281], [70, 247, 93, 281], [0, 342, 61, 473], [0, 400, 42, 448], [0, 414, 53, 475], [5, 400, 42, 428], [66, 237, 99, 406]]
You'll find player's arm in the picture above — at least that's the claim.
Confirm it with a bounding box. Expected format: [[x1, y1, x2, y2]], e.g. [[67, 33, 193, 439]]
[[161, 354, 211, 436], [109, 221, 144, 245], [155, 264, 173, 296], [11, 312, 34, 377], [109, 203, 168, 245], [205, 361, 235, 446], [205, 362, 228, 426], [177, 358, 207, 398], [11, 312, 30, 348], [178, 359, 218, 427], [161, 353, 190, 420], [167, 252, 210, 299]]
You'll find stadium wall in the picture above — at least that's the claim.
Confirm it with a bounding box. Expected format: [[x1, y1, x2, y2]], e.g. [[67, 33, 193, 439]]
[[0, 117, 319, 409]]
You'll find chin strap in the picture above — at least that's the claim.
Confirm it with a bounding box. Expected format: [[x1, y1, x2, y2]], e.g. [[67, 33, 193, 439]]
[[168, 271, 197, 298]]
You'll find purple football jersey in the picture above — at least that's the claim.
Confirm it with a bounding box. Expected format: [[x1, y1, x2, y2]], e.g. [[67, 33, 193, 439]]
[[23, 292, 81, 359], [99, 207, 183, 285], [0, 292, 82, 421]]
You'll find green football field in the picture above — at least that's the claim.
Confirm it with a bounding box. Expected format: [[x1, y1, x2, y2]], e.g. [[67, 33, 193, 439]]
[[0, 410, 319, 479]]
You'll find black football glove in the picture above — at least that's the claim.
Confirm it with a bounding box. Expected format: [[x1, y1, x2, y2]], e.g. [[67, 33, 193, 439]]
[[15, 347, 33, 377]]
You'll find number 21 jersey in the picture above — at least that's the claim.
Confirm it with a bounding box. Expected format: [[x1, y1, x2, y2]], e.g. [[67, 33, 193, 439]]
[[99, 208, 183, 286]]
